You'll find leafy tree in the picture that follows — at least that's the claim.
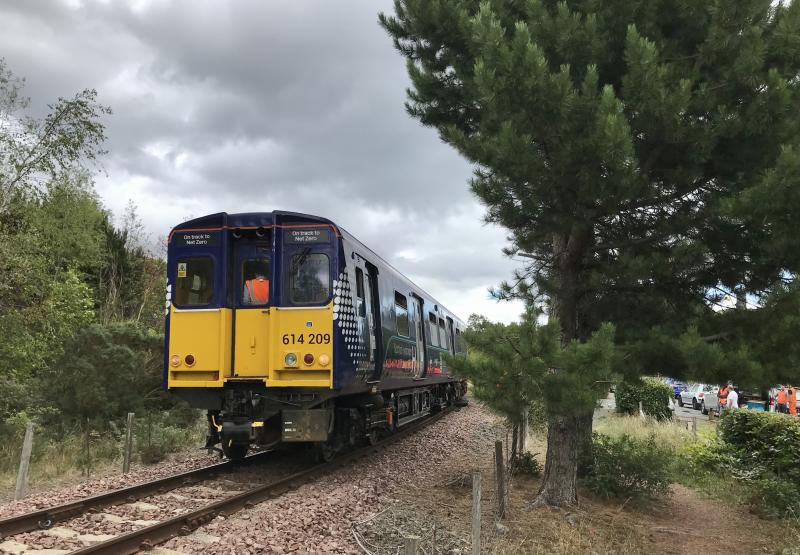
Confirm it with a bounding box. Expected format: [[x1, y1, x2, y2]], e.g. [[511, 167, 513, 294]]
[[453, 313, 556, 458], [42, 322, 164, 426], [450, 313, 616, 500], [381, 0, 800, 505], [0, 58, 110, 200]]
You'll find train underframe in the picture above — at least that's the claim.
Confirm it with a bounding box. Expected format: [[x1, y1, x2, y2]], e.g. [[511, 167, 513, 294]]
[[188, 380, 467, 460]]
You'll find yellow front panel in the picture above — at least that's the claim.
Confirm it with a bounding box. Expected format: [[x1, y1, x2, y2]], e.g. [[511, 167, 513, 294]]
[[233, 309, 270, 376], [168, 307, 230, 387], [268, 304, 334, 388]]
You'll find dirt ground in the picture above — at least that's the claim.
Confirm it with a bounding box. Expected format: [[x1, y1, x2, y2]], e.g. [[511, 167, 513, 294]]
[[360, 407, 800, 555]]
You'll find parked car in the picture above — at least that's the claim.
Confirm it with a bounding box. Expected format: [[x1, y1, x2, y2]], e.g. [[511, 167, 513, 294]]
[[678, 383, 717, 411], [663, 378, 688, 399], [672, 382, 688, 399], [701, 386, 719, 414]]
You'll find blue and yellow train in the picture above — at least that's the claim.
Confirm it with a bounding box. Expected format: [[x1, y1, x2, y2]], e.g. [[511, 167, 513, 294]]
[[165, 211, 467, 459]]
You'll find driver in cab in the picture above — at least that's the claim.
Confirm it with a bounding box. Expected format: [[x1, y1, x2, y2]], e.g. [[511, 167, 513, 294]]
[[243, 271, 269, 305]]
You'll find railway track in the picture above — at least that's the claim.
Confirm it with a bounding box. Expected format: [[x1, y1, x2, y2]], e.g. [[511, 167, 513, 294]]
[[0, 448, 277, 539], [0, 407, 452, 555]]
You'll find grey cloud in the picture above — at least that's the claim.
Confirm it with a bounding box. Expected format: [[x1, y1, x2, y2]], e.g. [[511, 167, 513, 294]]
[[0, 0, 524, 323]]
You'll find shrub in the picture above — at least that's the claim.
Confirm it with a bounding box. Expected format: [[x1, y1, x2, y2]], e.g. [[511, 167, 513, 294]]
[[583, 432, 673, 499], [750, 475, 800, 519], [677, 410, 800, 519], [513, 451, 542, 476], [135, 411, 204, 464], [615, 378, 672, 421], [718, 410, 800, 483]]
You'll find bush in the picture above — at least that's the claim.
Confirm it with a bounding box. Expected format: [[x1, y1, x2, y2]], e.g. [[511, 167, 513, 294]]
[[676, 410, 800, 519], [513, 451, 542, 476], [615, 378, 672, 421], [583, 432, 673, 499], [750, 475, 800, 519], [135, 411, 204, 464], [718, 410, 800, 483]]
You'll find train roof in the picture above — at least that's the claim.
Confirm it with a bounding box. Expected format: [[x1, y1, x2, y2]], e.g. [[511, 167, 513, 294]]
[[170, 211, 338, 233], [170, 211, 465, 326]]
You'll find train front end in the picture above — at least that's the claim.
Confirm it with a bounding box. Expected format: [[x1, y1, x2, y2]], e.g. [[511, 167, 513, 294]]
[[165, 211, 342, 458]]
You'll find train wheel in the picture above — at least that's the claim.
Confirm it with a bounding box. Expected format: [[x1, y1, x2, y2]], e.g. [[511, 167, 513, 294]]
[[367, 429, 379, 446], [314, 441, 338, 463], [223, 442, 249, 461]]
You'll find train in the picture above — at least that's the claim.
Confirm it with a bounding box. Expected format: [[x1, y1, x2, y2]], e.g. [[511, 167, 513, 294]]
[[164, 211, 468, 460]]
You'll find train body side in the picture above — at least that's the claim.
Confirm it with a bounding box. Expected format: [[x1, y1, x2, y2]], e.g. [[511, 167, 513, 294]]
[[164, 211, 466, 456]]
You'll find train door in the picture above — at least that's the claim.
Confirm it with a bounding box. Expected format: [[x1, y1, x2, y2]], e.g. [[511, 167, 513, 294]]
[[446, 317, 456, 355], [232, 240, 272, 377], [410, 294, 427, 376], [353, 256, 382, 380]]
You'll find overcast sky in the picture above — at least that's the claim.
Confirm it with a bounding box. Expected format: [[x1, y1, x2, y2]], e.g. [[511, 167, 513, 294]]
[[0, 0, 525, 323]]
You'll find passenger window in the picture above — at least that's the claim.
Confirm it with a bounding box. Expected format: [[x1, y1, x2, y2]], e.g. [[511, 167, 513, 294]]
[[289, 252, 330, 304], [355, 268, 366, 317], [429, 313, 439, 347], [242, 258, 270, 305], [395, 292, 409, 337], [175, 257, 214, 307], [439, 318, 448, 350]]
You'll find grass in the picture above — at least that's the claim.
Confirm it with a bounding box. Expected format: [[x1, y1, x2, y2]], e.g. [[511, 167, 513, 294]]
[[593, 412, 705, 450], [0, 416, 205, 501]]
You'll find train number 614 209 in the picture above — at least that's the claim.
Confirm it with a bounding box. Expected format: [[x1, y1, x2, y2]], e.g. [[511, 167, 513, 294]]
[[282, 333, 331, 345]]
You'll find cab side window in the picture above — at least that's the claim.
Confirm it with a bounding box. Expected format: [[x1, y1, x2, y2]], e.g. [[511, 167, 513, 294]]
[[175, 257, 214, 307], [355, 268, 366, 317]]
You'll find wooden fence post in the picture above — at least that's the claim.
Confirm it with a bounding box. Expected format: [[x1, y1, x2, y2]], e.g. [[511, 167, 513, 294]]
[[14, 422, 34, 500], [84, 418, 92, 478], [639, 401, 645, 418], [495, 441, 506, 520], [123, 412, 135, 474], [404, 535, 420, 555], [692, 417, 698, 438], [472, 471, 482, 555]]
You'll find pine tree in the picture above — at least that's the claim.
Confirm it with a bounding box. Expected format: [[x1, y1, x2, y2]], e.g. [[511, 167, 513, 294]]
[[381, 0, 800, 506]]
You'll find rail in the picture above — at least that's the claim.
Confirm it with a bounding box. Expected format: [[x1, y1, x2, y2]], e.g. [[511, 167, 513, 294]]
[[72, 407, 453, 555], [0, 448, 276, 538]]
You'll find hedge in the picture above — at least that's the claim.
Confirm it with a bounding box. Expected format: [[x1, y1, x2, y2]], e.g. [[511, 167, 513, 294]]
[[718, 409, 800, 483], [615, 377, 672, 421]]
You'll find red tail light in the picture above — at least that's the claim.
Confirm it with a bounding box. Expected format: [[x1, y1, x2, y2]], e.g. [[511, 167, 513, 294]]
[[303, 353, 314, 365]]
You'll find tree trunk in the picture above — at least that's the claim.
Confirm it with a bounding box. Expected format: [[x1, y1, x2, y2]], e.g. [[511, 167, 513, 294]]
[[532, 413, 579, 506], [533, 226, 593, 507], [576, 410, 594, 477], [510, 423, 518, 461]]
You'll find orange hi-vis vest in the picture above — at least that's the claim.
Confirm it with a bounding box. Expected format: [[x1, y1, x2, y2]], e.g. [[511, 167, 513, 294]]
[[790, 388, 798, 415], [719, 386, 730, 405], [245, 278, 269, 304], [778, 388, 788, 405]]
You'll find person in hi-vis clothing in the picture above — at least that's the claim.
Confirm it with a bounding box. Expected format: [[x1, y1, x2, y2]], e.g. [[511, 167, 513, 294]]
[[243, 272, 269, 305]]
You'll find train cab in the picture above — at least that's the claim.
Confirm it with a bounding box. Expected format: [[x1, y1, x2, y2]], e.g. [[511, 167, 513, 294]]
[[165, 211, 466, 459]]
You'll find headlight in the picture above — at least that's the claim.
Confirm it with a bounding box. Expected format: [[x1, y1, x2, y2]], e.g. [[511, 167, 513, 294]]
[[318, 354, 330, 366], [284, 352, 298, 367]]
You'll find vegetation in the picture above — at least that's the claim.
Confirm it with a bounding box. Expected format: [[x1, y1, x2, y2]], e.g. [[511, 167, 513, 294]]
[[615, 378, 672, 421], [670, 411, 800, 519], [583, 432, 673, 500], [382, 0, 800, 506], [0, 59, 193, 489]]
